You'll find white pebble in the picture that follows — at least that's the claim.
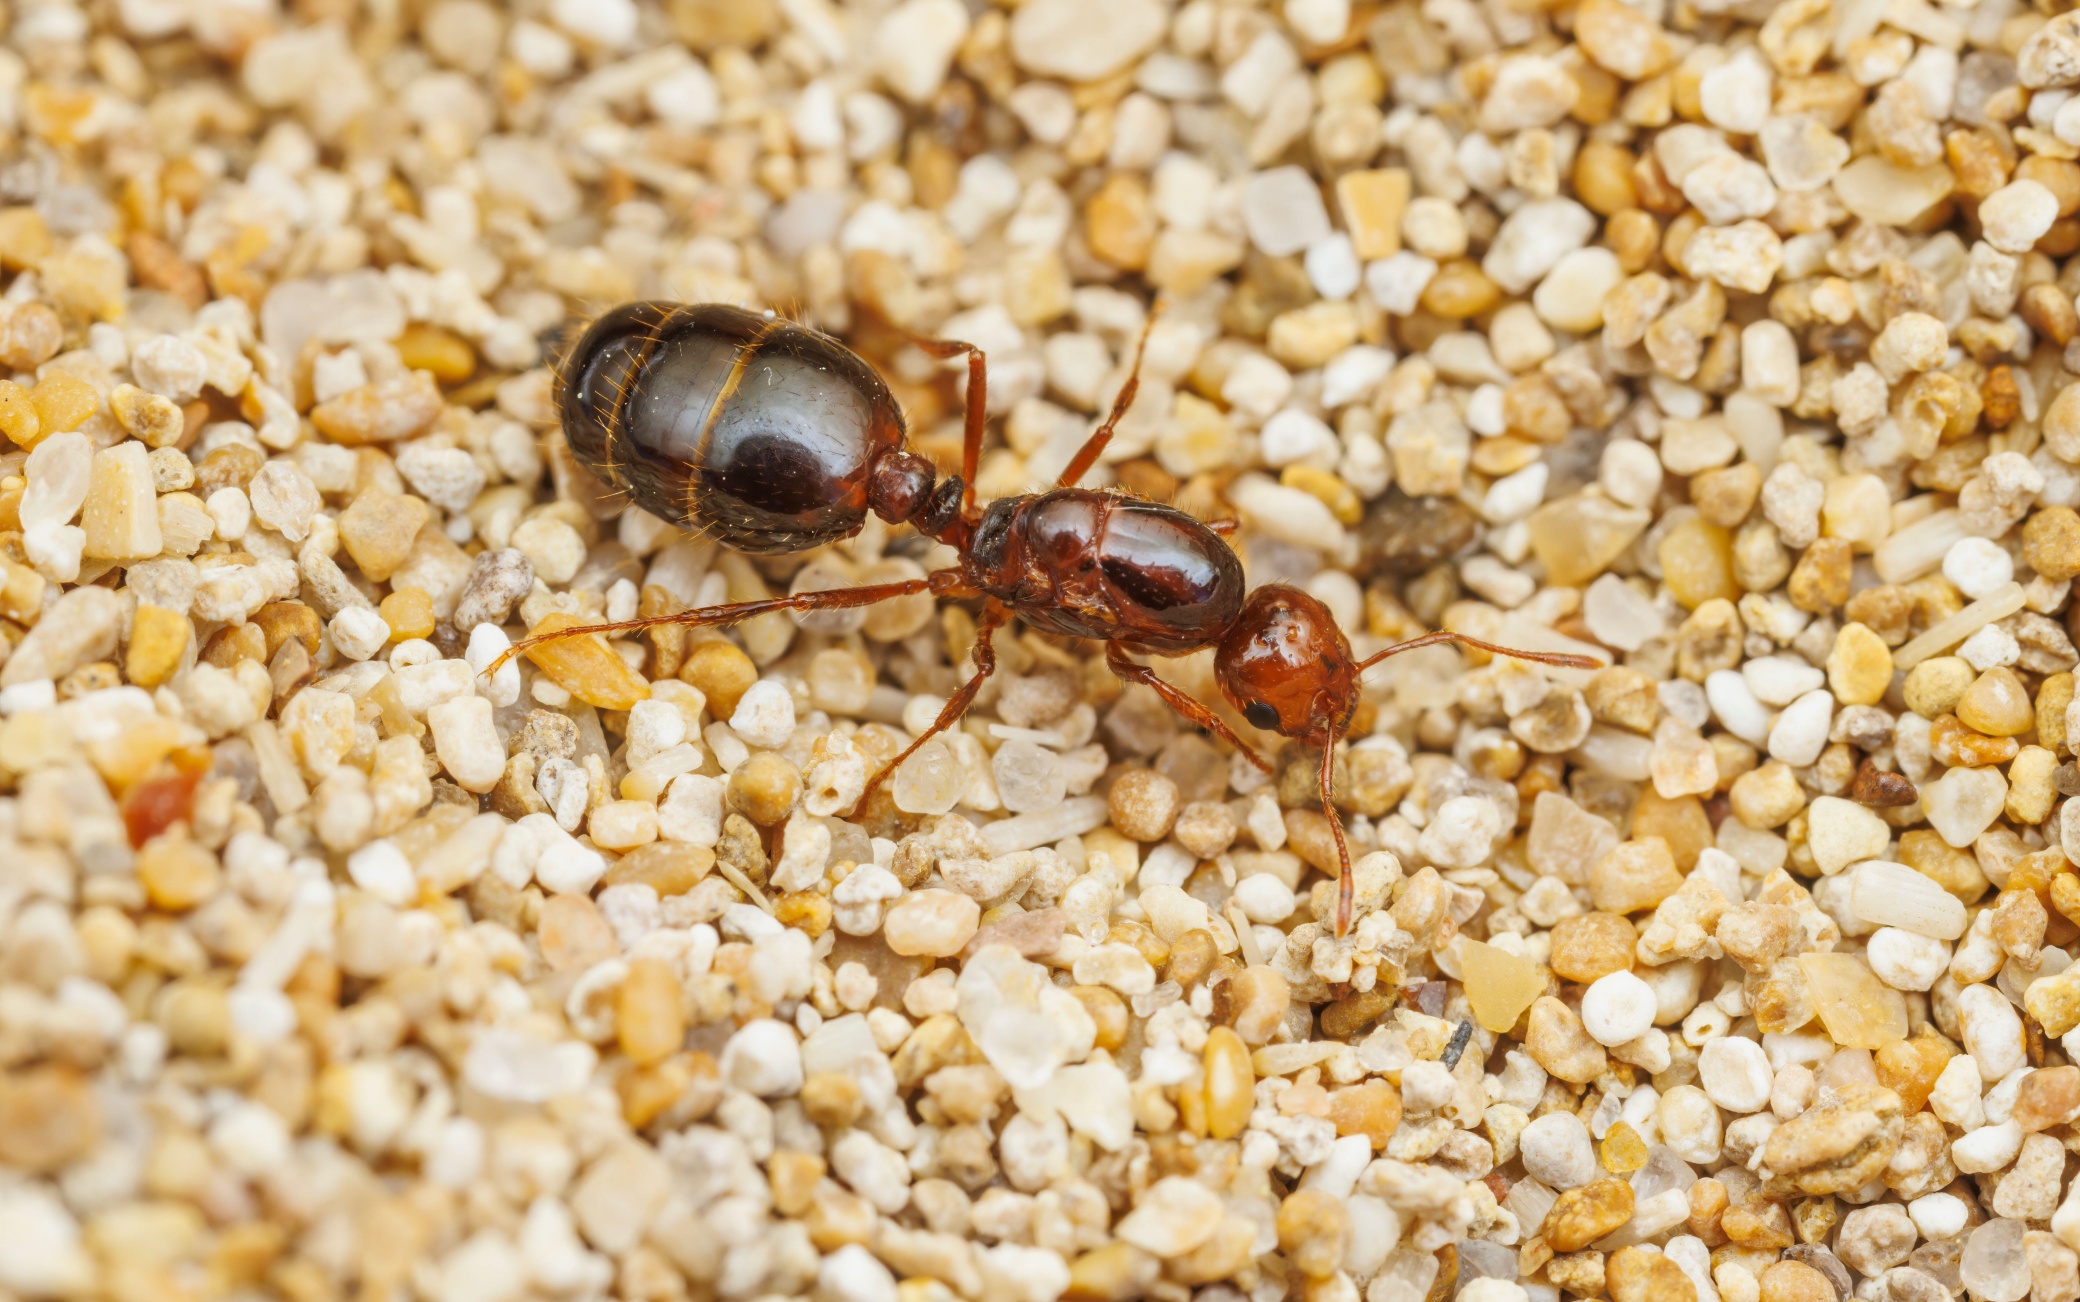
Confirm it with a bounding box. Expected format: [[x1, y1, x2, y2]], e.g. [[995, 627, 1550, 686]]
[[1580, 970, 1658, 1047], [1303, 233, 1360, 300], [730, 679, 797, 748], [1698, 50, 1772, 134], [1909, 1192, 1968, 1241], [647, 64, 719, 130], [429, 695, 504, 794], [206, 487, 251, 541], [1765, 688, 1833, 766], [1866, 927, 1951, 992], [347, 839, 417, 906], [1363, 252, 1437, 315], [1944, 536, 2014, 599], [1958, 623, 2021, 671], [1321, 346, 1394, 409], [1705, 669, 1774, 746], [1600, 440, 1663, 509], [550, 0, 635, 46], [1241, 166, 1331, 257], [131, 334, 208, 401], [1981, 179, 2059, 253], [1697, 1036, 1772, 1113], [330, 606, 391, 661], [465, 624, 521, 708], [1518, 1111, 1595, 1189], [1260, 409, 1337, 468], [721, 1018, 804, 1097]]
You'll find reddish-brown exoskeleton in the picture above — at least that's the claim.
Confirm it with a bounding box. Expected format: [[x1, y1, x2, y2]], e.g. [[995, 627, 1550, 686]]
[[497, 302, 1600, 935], [1211, 586, 1598, 934]]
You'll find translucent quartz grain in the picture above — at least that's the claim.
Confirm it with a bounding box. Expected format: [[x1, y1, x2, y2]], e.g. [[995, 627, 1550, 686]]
[[1800, 953, 1909, 1049], [892, 738, 963, 815], [1851, 861, 1969, 939], [1629, 1145, 1695, 1201], [1506, 1177, 1556, 1235], [1893, 583, 2027, 668], [1369, 1250, 1440, 1302], [1961, 1218, 2030, 1302], [1528, 493, 1653, 587], [1832, 156, 1958, 226], [1874, 508, 1967, 583], [1460, 939, 1545, 1032], [991, 738, 1065, 812], [981, 795, 1109, 854]]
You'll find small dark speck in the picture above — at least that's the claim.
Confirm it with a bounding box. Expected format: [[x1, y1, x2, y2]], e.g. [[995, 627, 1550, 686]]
[[1441, 1019, 1473, 1069]]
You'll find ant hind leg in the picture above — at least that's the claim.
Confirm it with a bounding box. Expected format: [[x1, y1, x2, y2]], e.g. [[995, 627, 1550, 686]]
[[1103, 646, 1271, 773], [488, 574, 956, 674], [854, 601, 1009, 813]]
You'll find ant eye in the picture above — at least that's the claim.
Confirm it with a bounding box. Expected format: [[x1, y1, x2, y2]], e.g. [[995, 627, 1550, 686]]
[[1243, 701, 1280, 730]]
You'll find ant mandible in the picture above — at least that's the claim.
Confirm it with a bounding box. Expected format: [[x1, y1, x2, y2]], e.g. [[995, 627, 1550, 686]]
[[495, 301, 1600, 937]]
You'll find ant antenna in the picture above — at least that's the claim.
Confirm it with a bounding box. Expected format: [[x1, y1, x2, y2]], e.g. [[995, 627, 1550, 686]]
[[1319, 629, 1596, 937], [1354, 631, 1603, 675]]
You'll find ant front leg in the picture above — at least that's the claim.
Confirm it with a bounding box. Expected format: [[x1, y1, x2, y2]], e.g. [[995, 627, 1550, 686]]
[[489, 574, 958, 675], [1056, 312, 1158, 490], [1103, 645, 1271, 773], [906, 333, 988, 525], [855, 600, 1009, 813], [1317, 723, 1355, 939]]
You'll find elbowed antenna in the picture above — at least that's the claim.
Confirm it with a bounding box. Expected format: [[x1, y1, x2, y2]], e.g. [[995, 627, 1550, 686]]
[[1354, 630, 1604, 674]]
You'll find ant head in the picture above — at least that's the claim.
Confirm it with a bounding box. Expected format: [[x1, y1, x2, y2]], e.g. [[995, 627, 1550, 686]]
[[867, 449, 936, 525], [1213, 585, 1358, 746]]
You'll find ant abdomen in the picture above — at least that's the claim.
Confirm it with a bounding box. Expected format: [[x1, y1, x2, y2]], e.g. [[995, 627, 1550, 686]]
[[557, 302, 912, 554]]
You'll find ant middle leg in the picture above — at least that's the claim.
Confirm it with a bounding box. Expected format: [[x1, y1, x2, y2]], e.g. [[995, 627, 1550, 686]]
[[1103, 645, 1271, 773], [854, 599, 1009, 813], [906, 333, 988, 524], [1056, 309, 1159, 490], [490, 574, 963, 674]]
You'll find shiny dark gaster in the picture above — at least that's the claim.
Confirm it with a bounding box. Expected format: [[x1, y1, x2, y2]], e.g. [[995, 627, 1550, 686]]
[[558, 302, 909, 554]]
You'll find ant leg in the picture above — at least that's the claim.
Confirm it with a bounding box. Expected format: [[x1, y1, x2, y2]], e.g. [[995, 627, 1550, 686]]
[[1208, 518, 1240, 537], [1103, 645, 1271, 773], [489, 575, 957, 674], [1355, 630, 1604, 673], [855, 601, 1009, 812], [1319, 725, 1355, 939], [1056, 310, 1159, 490], [907, 333, 988, 524]]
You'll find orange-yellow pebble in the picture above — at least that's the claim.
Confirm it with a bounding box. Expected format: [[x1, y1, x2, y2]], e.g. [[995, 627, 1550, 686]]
[[0, 380, 38, 447], [1600, 1120, 1648, 1173], [29, 374, 98, 442], [395, 323, 477, 384], [0, 208, 53, 271], [378, 587, 436, 642], [1281, 465, 1362, 525]]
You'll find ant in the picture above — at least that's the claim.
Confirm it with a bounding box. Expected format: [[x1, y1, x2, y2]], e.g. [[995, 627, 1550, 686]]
[[498, 302, 1599, 936]]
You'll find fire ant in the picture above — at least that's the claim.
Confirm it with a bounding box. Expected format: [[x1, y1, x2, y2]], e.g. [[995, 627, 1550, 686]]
[[500, 302, 1599, 936]]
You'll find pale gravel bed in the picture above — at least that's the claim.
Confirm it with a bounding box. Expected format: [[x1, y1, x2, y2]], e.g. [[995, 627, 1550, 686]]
[[4, 4, 2080, 1302]]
